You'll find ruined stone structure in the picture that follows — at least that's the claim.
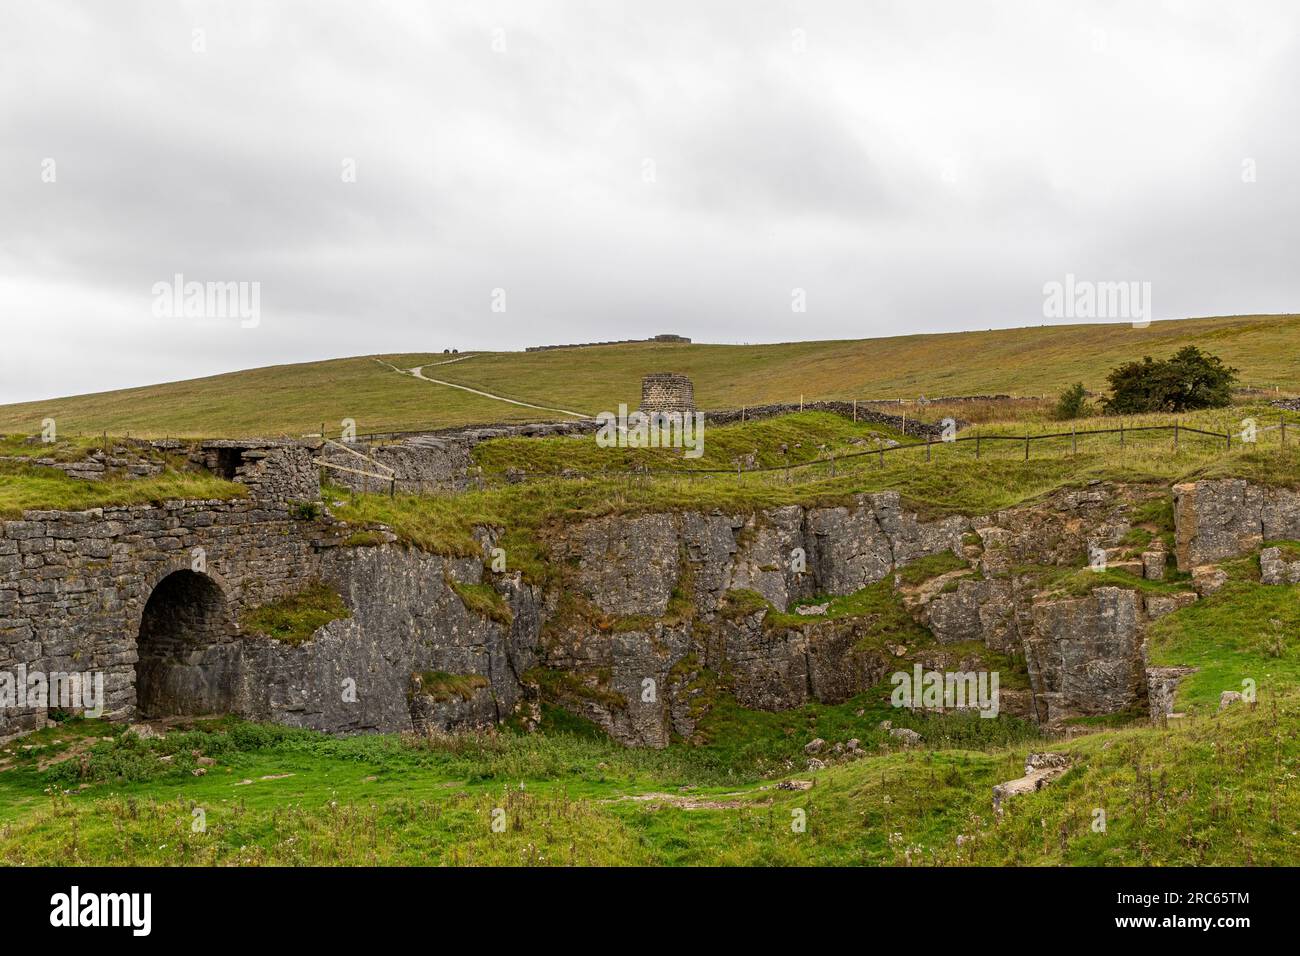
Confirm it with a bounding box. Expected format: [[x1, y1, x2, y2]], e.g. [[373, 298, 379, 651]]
[[317, 420, 597, 495], [640, 372, 695, 414], [3, 449, 1297, 745], [192, 440, 321, 502]]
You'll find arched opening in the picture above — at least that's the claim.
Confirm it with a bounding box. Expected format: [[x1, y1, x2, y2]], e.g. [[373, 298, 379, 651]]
[[135, 570, 238, 718]]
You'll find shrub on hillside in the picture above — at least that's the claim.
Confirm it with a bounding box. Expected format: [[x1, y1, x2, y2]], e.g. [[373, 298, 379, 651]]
[[1053, 382, 1092, 420], [1102, 346, 1237, 414]]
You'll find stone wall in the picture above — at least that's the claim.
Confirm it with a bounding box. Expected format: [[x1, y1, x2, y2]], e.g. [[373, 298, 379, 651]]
[[0, 497, 333, 737], [195, 440, 321, 502], [0, 443, 166, 482], [320, 423, 598, 494], [0, 499, 539, 740]]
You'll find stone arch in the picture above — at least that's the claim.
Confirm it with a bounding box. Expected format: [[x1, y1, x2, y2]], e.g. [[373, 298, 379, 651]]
[[134, 567, 239, 718]]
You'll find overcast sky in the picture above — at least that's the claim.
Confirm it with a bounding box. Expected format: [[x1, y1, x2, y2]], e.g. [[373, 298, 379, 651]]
[[2, 0, 1298, 403]]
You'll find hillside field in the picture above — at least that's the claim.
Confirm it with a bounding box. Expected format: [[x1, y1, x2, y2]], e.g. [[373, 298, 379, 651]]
[[1, 314, 1298, 438]]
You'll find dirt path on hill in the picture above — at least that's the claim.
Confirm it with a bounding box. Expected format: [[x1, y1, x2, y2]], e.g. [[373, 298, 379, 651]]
[[373, 357, 591, 420]]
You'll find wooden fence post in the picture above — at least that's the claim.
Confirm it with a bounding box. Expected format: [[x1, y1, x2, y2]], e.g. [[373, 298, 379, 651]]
[[926, 437, 931, 462], [1071, 426, 1076, 455], [1024, 435, 1029, 460], [975, 435, 980, 460], [1174, 421, 1179, 449], [852, 399, 857, 423], [1120, 423, 1124, 449]]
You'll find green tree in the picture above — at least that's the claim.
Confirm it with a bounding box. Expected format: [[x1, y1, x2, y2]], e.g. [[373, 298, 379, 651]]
[[1102, 346, 1237, 414], [1053, 382, 1091, 420]]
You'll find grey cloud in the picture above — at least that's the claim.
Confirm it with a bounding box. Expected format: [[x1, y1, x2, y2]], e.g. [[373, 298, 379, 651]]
[[1, 0, 1298, 402]]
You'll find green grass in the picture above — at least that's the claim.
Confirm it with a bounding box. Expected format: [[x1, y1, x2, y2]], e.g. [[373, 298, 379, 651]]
[[2, 546, 1293, 867], [1148, 572, 1300, 713], [3, 314, 1299, 437], [894, 551, 971, 587], [0, 461, 245, 518], [329, 418, 1300, 589], [473, 411, 905, 477], [240, 581, 351, 644], [2, 683, 1294, 865], [765, 581, 933, 640]]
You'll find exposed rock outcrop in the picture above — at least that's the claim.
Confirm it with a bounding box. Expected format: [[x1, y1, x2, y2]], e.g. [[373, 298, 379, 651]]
[[6, 476, 1269, 747], [1173, 479, 1300, 568]]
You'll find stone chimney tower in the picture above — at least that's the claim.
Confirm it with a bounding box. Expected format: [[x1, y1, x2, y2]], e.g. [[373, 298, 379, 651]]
[[640, 373, 695, 414]]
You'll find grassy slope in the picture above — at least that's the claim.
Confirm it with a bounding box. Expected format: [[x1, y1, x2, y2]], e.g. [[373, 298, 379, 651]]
[[2, 314, 1298, 438], [332, 420, 1300, 585], [1, 677, 1294, 865]]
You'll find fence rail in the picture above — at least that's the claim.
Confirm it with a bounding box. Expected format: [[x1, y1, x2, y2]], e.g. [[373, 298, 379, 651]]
[[479, 413, 1300, 487]]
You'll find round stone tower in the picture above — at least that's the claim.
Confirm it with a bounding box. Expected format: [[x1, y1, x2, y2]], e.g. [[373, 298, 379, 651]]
[[640, 372, 695, 414]]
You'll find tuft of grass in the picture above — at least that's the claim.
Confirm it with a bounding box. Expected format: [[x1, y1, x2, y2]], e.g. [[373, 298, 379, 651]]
[[894, 551, 970, 587], [240, 581, 351, 644], [448, 580, 513, 625], [414, 671, 490, 702], [524, 667, 628, 711]]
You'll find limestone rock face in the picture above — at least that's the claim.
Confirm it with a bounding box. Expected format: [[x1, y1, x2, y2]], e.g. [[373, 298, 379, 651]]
[[238, 546, 541, 736], [714, 506, 808, 612], [1174, 479, 1300, 568], [1025, 588, 1144, 724], [976, 485, 1132, 575], [916, 577, 1019, 651], [2, 474, 1279, 748], [554, 513, 681, 617], [805, 503, 894, 594]]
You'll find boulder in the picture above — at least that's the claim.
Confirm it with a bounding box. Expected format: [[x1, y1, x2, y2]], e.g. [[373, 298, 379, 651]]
[[889, 727, 922, 746], [992, 753, 1071, 812], [1192, 565, 1228, 596], [1144, 591, 1198, 619], [1260, 546, 1300, 585], [1141, 550, 1166, 581]]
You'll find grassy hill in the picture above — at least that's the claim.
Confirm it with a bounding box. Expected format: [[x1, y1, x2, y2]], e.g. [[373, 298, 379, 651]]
[[2, 314, 1298, 439], [2, 683, 1294, 865]]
